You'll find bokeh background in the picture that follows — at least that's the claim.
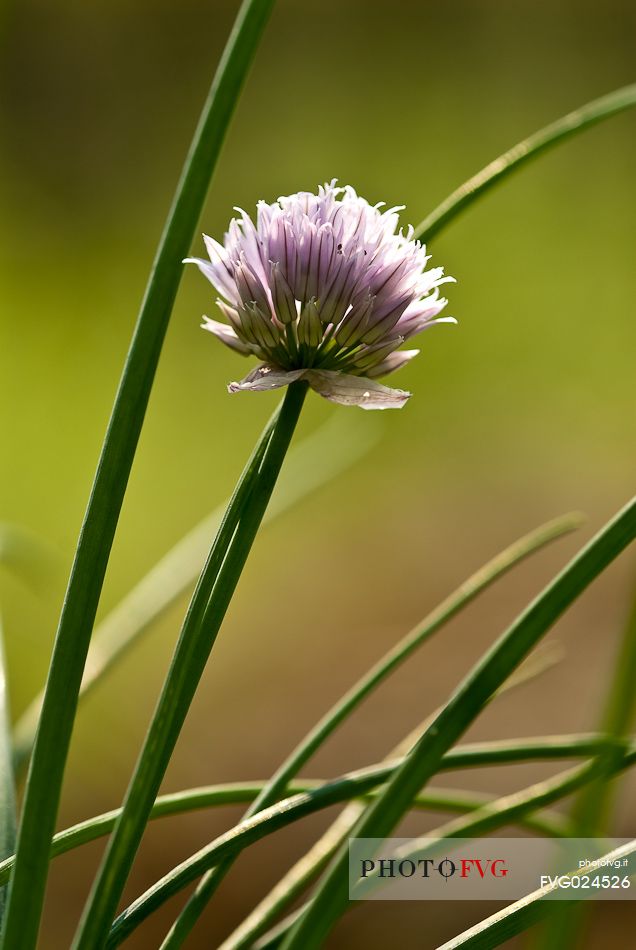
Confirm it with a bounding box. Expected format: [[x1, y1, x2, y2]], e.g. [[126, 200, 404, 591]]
[[1, 0, 635, 946]]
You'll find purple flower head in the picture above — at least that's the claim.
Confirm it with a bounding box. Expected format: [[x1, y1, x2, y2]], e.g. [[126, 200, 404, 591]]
[[185, 181, 455, 409]]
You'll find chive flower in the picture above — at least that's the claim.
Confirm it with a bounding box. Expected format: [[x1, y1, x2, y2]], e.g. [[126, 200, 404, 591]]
[[185, 181, 455, 409]]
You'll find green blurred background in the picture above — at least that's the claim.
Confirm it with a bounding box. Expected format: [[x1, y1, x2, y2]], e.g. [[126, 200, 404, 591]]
[[1, 0, 635, 946]]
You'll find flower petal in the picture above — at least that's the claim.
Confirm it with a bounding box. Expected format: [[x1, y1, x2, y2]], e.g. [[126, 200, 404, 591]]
[[185, 243, 239, 305], [305, 369, 410, 410], [365, 348, 420, 378], [228, 364, 305, 394], [201, 316, 252, 355], [401, 314, 457, 340]]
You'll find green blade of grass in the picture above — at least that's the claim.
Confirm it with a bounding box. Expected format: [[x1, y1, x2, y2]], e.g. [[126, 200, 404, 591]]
[[106, 740, 636, 947], [72, 381, 307, 949], [0, 3, 277, 948], [349, 761, 633, 905], [0, 732, 609, 887], [435, 838, 636, 950], [414, 83, 636, 243], [280, 497, 636, 949], [253, 912, 303, 950], [392, 642, 565, 761], [539, 583, 636, 950], [235, 663, 593, 950], [358, 750, 625, 896], [160, 513, 582, 947], [0, 619, 16, 921], [222, 645, 568, 950], [254, 750, 635, 949], [366, 761, 606, 879], [243, 656, 610, 950], [201, 512, 583, 803], [0, 733, 604, 887], [11, 414, 379, 779], [0, 735, 592, 886], [409, 788, 566, 836]]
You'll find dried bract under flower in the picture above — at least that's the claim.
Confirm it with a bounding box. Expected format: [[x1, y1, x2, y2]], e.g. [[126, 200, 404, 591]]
[[185, 181, 455, 409]]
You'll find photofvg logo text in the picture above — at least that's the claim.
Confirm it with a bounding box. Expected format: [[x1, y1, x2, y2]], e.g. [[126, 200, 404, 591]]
[[360, 856, 509, 882], [348, 838, 635, 901]]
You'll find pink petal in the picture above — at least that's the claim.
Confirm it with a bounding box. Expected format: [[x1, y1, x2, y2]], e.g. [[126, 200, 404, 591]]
[[305, 369, 410, 410], [401, 313, 457, 340], [185, 248, 238, 305], [201, 316, 252, 355], [365, 349, 420, 378], [228, 364, 305, 394]]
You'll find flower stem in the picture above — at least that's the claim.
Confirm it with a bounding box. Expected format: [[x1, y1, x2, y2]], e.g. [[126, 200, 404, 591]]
[[12, 414, 377, 781], [72, 381, 307, 950]]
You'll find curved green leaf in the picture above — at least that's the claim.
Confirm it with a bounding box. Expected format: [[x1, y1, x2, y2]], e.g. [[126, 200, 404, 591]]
[[11, 414, 379, 778], [108, 741, 636, 946], [415, 84, 636, 243], [0, 620, 15, 920], [281, 497, 636, 949], [0, 3, 277, 947], [539, 584, 636, 950], [162, 512, 582, 946], [437, 839, 636, 949], [253, 751, 636, 949], [4, 739, 589, 887], [73, 382, 307, 949], [222, 645, 568, 950]]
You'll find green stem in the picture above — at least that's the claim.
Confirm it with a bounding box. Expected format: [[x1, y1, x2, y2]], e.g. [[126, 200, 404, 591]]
[[0, 3, 276, 948], [160, 513, 582, 946], [222, 651, 570, 950], [11, 413, 378, 780], [571, 585, 636, 832], [435, 839, 636, 950], [107, 743, 636, 947], [280, 497, 636, 949], [0, 735, 592, 886], [0, 621, 15, 922], [0, 733, 612, 888], [254, 754, 632, 949], [539, 585, 636, 950], [72, 381, 306, 949], [216, 79, 636, 950], [241, 513, 581, 801], [414, 83, 636, 243]]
